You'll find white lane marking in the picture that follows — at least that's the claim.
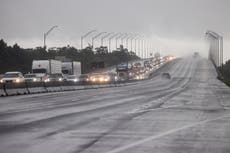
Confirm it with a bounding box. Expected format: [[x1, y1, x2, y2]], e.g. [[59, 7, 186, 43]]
[[129, 104, 185, 114], [127, 85, 187, 114], [105, 115, 230, 153]]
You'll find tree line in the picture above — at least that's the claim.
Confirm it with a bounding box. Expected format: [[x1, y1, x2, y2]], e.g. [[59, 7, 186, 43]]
[[219, 60, 230, 86], [0, 39, 139, 74]]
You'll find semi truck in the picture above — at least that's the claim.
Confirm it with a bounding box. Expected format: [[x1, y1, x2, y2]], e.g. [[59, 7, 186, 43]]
[[32, 60, 62, 80], [62, 61, 81, 76]]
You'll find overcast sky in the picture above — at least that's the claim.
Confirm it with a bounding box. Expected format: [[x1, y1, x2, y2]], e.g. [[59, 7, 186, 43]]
[[0, 0, 230, 60]]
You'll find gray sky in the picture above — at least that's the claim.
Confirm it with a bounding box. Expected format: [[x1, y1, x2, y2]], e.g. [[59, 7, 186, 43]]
[[0, 0, 230, 60]]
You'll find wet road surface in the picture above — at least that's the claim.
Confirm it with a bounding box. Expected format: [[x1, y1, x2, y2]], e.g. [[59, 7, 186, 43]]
[[0, 57, 230, 153]]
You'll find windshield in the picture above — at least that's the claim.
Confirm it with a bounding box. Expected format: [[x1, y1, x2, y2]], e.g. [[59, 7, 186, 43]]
[[62, 70, 69, 74], [3, 73, 19, 78], [79, 75, 88, 78], [33, 69, 46, 73], [67, 76, 76, 79], [49, 74, 63, 78], [24, 74, 36, 78]]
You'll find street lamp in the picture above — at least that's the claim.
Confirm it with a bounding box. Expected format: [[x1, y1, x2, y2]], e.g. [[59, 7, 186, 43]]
[[115, 33, 124, 49], [108, 33, 120, 52], [81, 30, 97, 49], [92, 32, 107, 49], [137, 35, 145, 59], [101, 32, 113, 47], [130, 34, 138, 52], [126, 34, 134, 50], [121, 33, 128, 47], [44, 25, 58, 50], [134, 35, 141, 56]]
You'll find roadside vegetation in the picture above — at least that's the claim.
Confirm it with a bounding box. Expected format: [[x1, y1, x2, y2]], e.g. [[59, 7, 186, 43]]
[[218, 60, 230, 86], [0, 39, 139, 74]]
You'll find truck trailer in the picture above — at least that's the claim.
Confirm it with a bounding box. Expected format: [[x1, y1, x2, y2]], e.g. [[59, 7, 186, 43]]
[[32, 59, 62, 80], [62, 61, 81, 76]]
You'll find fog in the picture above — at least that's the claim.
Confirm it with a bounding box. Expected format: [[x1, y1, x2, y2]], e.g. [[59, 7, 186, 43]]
[[0, 0, 229, 60]]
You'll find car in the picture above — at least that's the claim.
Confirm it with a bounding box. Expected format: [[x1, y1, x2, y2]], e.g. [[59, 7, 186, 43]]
[[46, 73, 66, 82], [89, 73, 111, 84], [193, 52, 199, 58], [162, 72, 171, 79], [78, 74, 90, 85], [0, 72, 24, 83], [24, 73, 41, 82], [107, 72, 119, 83], [66, 75, 79, 83], [0, 74, 3, 80]]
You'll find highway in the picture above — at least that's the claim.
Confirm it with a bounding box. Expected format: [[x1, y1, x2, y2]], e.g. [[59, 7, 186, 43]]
[[0, 56, 230, 153]]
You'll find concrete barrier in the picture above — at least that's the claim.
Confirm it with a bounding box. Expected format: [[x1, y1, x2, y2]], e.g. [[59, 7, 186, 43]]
[[45, 81, 62, 92], [60, 81, 76, 91], [83, 84, 94, 89], [0, 78, 134, 97], [73, 85, 85, 90], [4, 82, 29, 96], [0, 83, 6, 96], [26, 82, 47, 94]]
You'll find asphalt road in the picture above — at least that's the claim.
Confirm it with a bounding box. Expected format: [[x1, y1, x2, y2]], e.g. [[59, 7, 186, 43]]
[[0, 57, 230, 153]]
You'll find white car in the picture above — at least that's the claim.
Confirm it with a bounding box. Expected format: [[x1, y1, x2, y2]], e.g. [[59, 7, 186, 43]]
[[24, 73, 42, 82], [0, 72, 25, 83], [66, 75, 79, 82]]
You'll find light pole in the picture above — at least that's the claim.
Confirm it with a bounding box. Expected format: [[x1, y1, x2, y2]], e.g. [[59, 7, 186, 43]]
[[44, 25, 58, 50], [130, 34, 138, 52], [101, 32, 113, 47], [115, 34, 124, 49], [138, 35, 145, 59], [134, 37, 139, 55], [92, 32, 107, 49], [134, 35, 142, 57], [81, 30, 97, 49], [126, 34, 134, 50], [121, 33, 128, 47], [135, 38, 141, 57], [108, 33, 119, 52]]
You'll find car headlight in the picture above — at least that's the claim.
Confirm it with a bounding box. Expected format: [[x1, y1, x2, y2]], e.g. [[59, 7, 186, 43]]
[[44, 78, 50, 82], [58, 78, 63, 81], [15, 79, 20, 83], [33, 78, 37, 82], [136, 76, 140, 80], [0, 79, 3, 83], [73, 78, 79, 82], [99, 77, 104, 82], [104, 77, 110, 82]]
